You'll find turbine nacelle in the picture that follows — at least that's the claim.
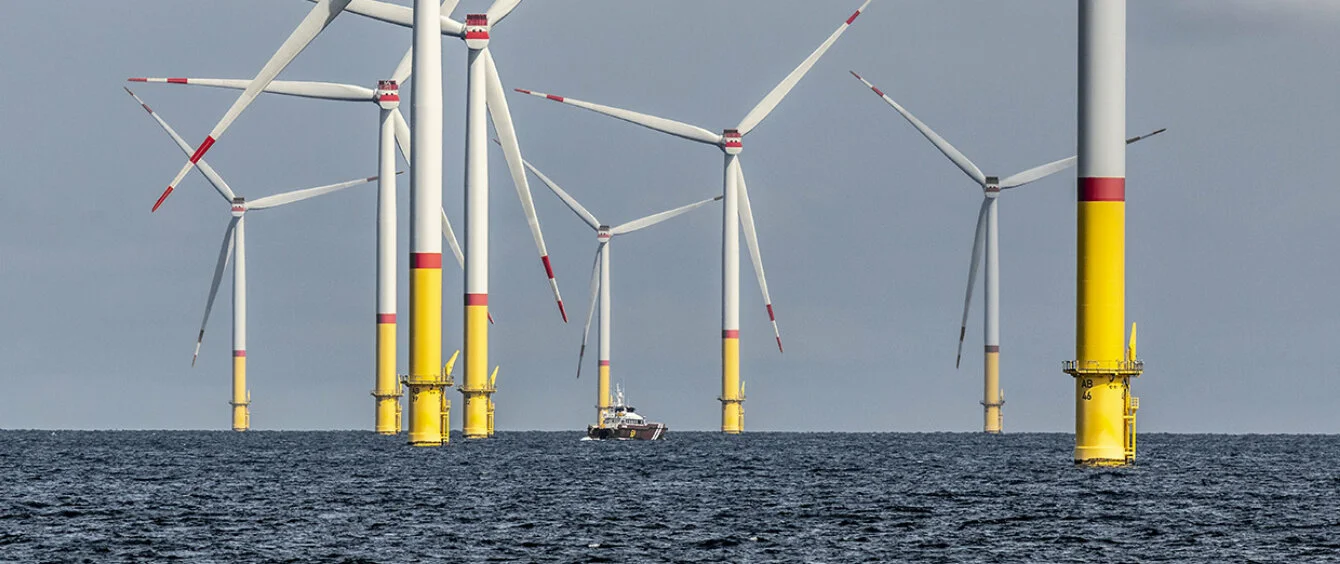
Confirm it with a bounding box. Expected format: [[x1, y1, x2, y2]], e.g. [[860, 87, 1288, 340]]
[[376, 80, 400, 109], [231, 197, 247, 216], [722, 129, 743, 155], [984, 176, 1000, 198], [465, 14, 490, 49], [596, 227, 612, 243]]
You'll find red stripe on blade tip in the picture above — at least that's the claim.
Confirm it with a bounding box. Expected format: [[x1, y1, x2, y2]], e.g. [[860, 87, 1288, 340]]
[[167, 78, 188, 84], [776, 337, 784, 353], [766, 304, 776, 321], [188, 136, 215, 164], [410, 253, 442, 269], [151, 186, 174, 212], [1078, 177, 1125, 202], [546, 94, 565, 103], [557, 301, 568, 323], [541, 255, 556, 279], [514, 88, 532, 94], [127, 77, 147, 82], [846, 9, 862, 24]]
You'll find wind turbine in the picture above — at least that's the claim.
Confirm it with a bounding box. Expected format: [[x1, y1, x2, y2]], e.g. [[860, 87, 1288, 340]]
[[129, 44, 479, 435], [516, 152, 720, 427], [331, 0, 566, 440], [848, 71, 1163, 434], [126, 88, 378, 431], [516, 0, 872, 433]]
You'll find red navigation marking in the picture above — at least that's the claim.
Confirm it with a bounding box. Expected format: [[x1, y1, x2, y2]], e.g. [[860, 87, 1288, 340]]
[[152, 186, 174, 212], [766, 304, 776, 322], [599, 361, 610, 367], [189, 136, 215, 164], [465, 294, 489, 306], [776, 337, 784, 353], [127, 77, 147, 82], [557, 300, 568, 323], [723, 330, 740, 339], [1078, 177, 1125, 202], [514, 88, 533, 94], [847, 9, 863, 25], [410, 253, 442, 269], [541, 255, 556, 279], [233, 350, 247, 357], [377, 314, 397, 324], [168, 78, 188, 84], [546, 94, 565, 103]]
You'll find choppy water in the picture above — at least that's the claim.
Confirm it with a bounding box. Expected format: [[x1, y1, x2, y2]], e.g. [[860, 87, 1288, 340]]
[[2, 432, 1338, 562]]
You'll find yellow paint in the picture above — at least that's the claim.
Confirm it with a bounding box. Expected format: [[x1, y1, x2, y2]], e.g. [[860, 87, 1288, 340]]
[[983, 351, 1002, 434], [487, 365, 498, 438], [231, 355, 249, 432], [1073, 200, 1139, 464], [407, 266, 445, 446], [597, 364, 610, 428], [462, 304, 490, 439], [373, 322, 400, 435], [721, 336, 742, 434]]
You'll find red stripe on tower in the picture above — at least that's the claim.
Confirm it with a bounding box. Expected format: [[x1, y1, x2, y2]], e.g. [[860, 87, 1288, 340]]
[[723, 330, 740, 339], [410, 253, 442, 269], [1078, 178, 1125, 202], [377, 314, 397, 324], [465, 294, 489, 306], [233, 350, 246, 357], [599, 361, 610, 367]]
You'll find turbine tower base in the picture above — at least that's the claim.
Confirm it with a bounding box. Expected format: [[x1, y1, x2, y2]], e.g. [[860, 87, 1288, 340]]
[[371, 385, 404, 435], [460, 383, 495, 439], [404, 372, 452, 447], [1064, 360, 1142, 466]]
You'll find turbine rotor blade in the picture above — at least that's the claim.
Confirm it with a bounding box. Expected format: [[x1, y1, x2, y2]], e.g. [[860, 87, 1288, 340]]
[[129, 77, 375, 101], [1000, 128, 1166, 189], [611, 195, 722, 236], [736, 0, 871, 136], [194, 217, 240, 366], [389, 46, 415, 85], [577, 243, 604, 379], [391, 108, 412, 165], [327, 0, 466, 36], [124, 88, 236, 203], [154, 0, 353, 212], [484, 49, 566, 322], [736, 164, 783, 353], [514, 88, 722, 146], [441, 207, 466, 271], [850, 71, 988, 187], [486, 0, 523, 25], [501, 141, 599, 230], [957, 198, 991, 369], [247, 175, 379, 210]]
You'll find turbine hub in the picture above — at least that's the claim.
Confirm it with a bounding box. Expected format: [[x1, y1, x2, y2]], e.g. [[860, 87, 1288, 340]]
[[597, 227, 612, 242], [376, 80, 400, 110], [465, 14, 490, 49], [722, 129, 743, 155], [231, 197, 247, 216], [985, 176, 1000, 198]]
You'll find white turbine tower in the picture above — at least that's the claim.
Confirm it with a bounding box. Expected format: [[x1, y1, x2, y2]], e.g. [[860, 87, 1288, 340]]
[[129, 43, 482, 435], [151, 0, 356, 211], [515, 0, 872, 433], [848, 71, 1164, 434], [127, 88, 378, 431], [332, 0, 566, 439], [515, 151, 720, 427]]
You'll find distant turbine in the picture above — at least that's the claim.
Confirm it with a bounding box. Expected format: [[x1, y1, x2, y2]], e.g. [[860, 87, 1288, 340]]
[[129, 42, 487, 435], [126, 88, 377, 431], [516, 0, 872, 433], [333, 0, 565, 441], [516, 149, 720, 427], [849, 71, 1163, 434]]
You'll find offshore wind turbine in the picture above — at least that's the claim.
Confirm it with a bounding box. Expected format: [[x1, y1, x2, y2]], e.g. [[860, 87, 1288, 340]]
[[127, 88, 378, 431], [332, 0, 567, 441], [517, 152, 720, 427], [848, 71, 1163, 434], [516, 0, 871, 433], [129, 50, 478, 435]]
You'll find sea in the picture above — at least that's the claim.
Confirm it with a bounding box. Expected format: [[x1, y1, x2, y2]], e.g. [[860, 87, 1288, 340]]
[[2, 431, 1337, 562]]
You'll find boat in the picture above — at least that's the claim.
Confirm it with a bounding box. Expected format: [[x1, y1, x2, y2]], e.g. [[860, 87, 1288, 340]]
[[586, 386, 667, 441]]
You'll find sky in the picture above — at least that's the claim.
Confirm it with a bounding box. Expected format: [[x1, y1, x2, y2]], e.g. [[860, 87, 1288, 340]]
[[1, 1, 1338, 433]]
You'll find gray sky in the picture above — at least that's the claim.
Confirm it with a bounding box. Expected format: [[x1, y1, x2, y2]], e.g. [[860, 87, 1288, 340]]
[[2, 1, 1338, 433]]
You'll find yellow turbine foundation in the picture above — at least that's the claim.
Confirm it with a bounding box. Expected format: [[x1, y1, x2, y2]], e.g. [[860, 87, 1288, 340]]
[[231, 354, 249, 432], [596, 363, 611, 427], [373, 321, 401, 435], [983, 350, 1002, 434], [407, 263, 447, 446], [462, 303, 490, 439], [720, 335, 743, 434], [1067, 194, 1141, 465]]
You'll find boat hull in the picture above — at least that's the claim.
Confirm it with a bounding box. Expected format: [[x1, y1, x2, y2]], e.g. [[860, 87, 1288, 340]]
[[587, 423, 667, 441]]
